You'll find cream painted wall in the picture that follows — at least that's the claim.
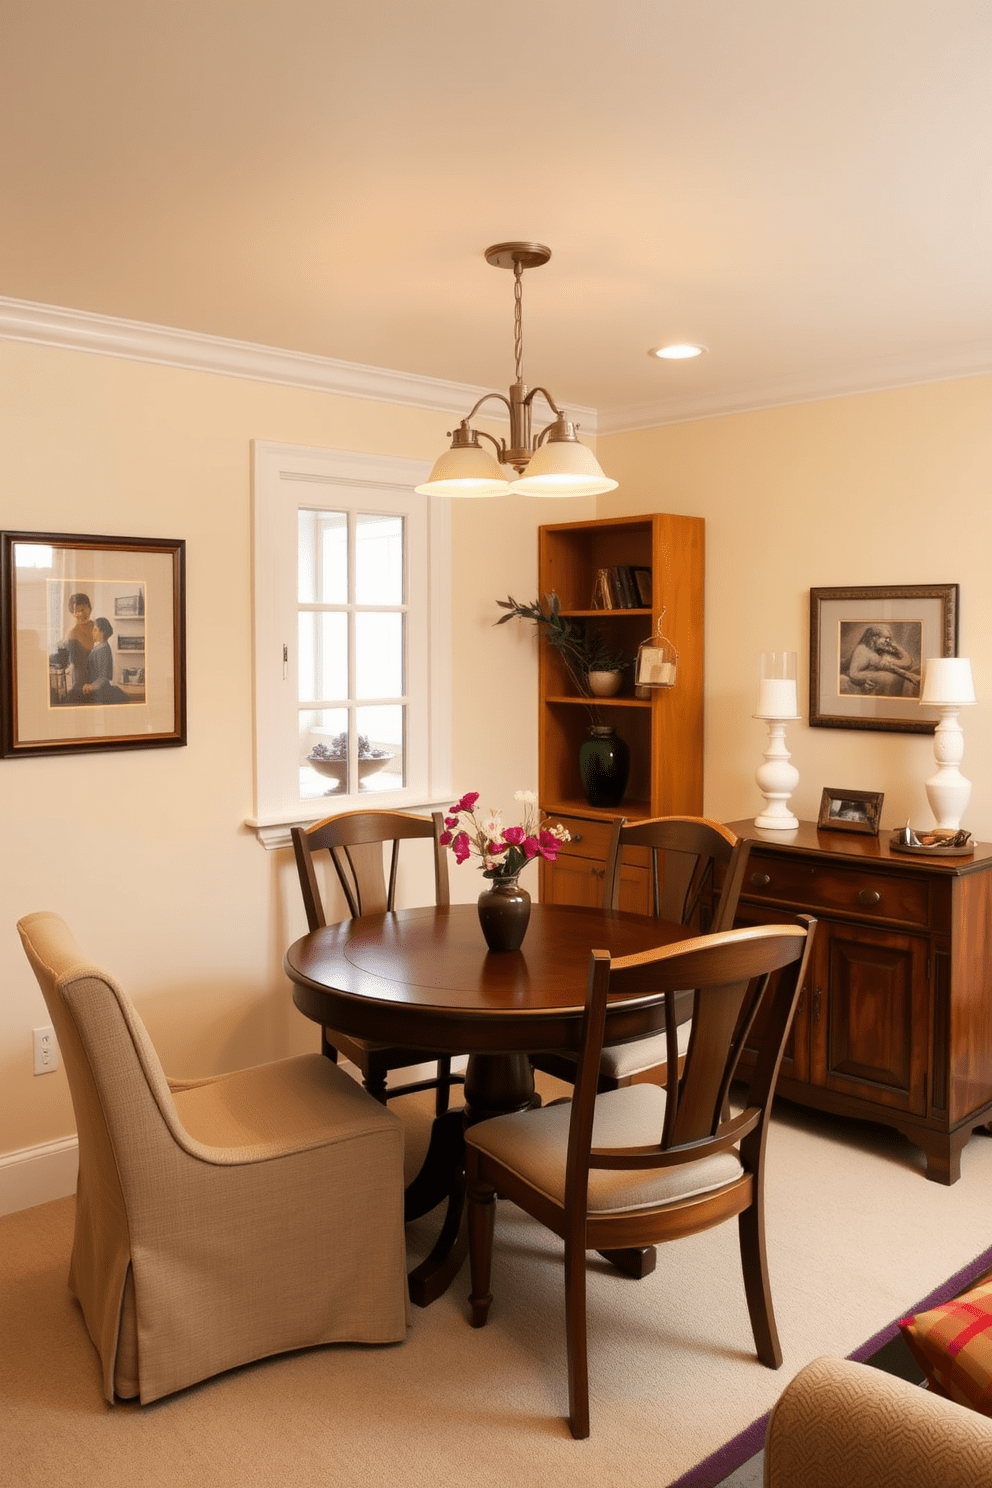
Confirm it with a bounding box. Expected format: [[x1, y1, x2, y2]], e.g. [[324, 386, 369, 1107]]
[[5, 332, 989, 1195], [0, 337, 556, 1167], [598, 375, 992, 837]]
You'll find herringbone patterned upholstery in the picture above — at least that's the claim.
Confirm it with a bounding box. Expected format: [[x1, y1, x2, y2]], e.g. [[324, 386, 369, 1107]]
[[764, 1355, 992, 1488]]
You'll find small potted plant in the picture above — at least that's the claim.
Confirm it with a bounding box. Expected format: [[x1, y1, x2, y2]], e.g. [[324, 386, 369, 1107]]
[[495, 592, 631, 706], [495, 592, 632, 807]]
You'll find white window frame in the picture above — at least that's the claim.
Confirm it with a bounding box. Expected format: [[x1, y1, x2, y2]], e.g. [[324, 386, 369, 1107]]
[[248, 441, 451, 848]]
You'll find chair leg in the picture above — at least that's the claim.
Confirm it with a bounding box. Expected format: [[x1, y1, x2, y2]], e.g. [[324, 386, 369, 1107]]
[[467, 1170, 496, 1328], [564, 1238, 590, 1439], [362, 1060, 389, 1105], [320, 1028, 340, 1062], [738, 1198, 782, 1368], [434, 1055, 453, 1117]]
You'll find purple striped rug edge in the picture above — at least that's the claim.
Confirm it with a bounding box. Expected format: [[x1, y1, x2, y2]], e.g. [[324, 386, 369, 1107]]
[[665, 1238, 992, 1488]]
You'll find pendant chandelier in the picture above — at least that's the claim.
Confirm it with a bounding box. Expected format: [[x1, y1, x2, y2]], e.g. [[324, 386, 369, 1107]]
[[415, 242, 617, 499]]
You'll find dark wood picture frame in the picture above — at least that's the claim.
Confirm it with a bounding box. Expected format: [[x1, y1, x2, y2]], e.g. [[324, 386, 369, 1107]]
[[1, 530, 186, 758], [817, 787, 885, 835], [809, 583, 958, 733]]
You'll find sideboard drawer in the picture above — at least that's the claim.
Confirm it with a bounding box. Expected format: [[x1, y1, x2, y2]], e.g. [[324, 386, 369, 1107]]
[[745, 856, 930, 928]]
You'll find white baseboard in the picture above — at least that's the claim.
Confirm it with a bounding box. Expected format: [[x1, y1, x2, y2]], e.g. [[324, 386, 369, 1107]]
[[0, 1136, 78, 1216]]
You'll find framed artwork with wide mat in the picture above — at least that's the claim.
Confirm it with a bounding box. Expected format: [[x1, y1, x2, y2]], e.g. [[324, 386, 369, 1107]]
[[0, 530, 186, 758], [809, 583, 958, 733]]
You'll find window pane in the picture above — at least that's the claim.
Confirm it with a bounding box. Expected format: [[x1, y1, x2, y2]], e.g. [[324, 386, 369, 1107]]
[[298, 612, 348, 702], [355, 513, 403, 605], [299, 509, 348, 604], [356, 705, 404, 792], [299, 708, 349, 801], [355, 612, 403, 699]]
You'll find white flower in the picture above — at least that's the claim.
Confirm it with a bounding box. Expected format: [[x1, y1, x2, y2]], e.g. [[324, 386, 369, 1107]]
[[514, 790, 538, 805], [481, 812, 503, 840]]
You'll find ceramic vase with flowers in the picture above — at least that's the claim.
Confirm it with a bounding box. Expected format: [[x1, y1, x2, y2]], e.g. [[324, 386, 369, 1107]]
[[440, 791, 571, 952]]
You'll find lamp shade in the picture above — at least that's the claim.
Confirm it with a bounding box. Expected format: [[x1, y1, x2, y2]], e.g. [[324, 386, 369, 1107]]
[[414, 443, 509, 498], [921, 657, 976, 707], [509, 436, 618, 498]]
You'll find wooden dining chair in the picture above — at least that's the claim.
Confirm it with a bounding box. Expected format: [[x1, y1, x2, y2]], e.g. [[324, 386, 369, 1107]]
[[291, 808, 464, 1115], [466, 917, 816, 1438], [531, 817, 752, 1092]]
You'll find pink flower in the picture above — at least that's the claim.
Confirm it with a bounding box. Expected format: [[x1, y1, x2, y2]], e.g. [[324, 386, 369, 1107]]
[[456, 791, 480, 812], [502, 826, 525, 845], [444, 814, 460, 829], [452, 831, 471, 864], [439, 830, 452, 846], [522, 835, 541, 859]]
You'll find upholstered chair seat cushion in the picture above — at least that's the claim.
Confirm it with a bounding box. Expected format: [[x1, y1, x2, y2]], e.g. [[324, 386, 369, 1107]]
[[597, 1016, 693, 1083], [467, 1082, 742, 1214]]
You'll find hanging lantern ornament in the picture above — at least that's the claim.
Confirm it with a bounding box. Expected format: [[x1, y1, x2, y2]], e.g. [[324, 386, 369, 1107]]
[[635, 609, 678, 693]]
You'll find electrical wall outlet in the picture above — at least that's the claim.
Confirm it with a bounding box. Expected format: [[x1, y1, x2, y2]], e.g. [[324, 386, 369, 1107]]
[[33, 1025, 59, 1075]]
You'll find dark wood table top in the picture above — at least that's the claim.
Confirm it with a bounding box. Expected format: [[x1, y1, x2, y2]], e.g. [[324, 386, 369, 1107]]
[[285, 901, 686, 1055]]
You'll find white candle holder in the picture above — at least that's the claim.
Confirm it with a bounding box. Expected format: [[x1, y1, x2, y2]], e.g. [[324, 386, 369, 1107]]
[[754, 651, 800, 831], [921, 658, 975, 831]]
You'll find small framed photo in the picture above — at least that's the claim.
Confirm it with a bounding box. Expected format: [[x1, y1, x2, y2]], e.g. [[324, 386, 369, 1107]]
[[809, 583, 958, 733], [0, 531, 186, 757], [817, 787, 885, 836]]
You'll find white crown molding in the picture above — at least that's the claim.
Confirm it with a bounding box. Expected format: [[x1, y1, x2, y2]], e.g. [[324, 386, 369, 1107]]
[[597, 341, 992, 435], [5, 294, 988, 438], [0, 295, 599, 434]]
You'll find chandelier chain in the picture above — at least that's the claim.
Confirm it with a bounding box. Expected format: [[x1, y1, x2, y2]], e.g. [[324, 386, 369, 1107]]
[[513, 259, 524, 385]]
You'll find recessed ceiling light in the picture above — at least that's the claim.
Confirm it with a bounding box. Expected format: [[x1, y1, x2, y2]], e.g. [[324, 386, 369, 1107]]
[[649, 343, 707, 360]]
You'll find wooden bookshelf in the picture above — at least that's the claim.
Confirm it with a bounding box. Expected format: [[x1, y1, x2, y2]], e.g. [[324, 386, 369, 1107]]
[[538, 513, 705, 909]]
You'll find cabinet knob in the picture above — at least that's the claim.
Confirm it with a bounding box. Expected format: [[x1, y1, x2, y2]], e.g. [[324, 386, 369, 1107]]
[[857, 888, 881, 906], [571, 832, 583, 843], [751, 872, 771, 888]]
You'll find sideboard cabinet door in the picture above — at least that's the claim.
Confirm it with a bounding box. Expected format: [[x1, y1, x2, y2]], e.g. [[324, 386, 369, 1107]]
[[811, 925, 930, 1117]]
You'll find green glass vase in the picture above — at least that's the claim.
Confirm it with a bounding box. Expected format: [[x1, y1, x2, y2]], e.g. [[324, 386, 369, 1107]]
[[579, 725, 630, 808]]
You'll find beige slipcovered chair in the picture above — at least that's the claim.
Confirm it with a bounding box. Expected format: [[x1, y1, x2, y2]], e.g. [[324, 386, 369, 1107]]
[[764, 1355, 992, 1487], [18, 911, 408, 1405]]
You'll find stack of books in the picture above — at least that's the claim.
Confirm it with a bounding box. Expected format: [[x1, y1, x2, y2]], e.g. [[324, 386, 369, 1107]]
[[592, 565, 652, 609]]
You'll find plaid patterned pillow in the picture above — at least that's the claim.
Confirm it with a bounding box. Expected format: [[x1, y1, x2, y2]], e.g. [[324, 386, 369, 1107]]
[[899, 1277, 992, 1417]]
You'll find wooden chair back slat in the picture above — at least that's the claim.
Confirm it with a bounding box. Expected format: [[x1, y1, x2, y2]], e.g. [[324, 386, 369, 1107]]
[[603, 815, 745, 931], [574, 920, 815, 1181], [292, 809, 449, 930]]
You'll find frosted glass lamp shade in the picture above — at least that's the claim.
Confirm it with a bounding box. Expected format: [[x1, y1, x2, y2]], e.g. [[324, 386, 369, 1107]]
[[414, 442, 509, 497], [921, 658, 976, 706], [510, 424, 617, 498]]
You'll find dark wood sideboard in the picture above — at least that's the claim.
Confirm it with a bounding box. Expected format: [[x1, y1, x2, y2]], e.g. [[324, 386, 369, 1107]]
[[724, 819, 992, 1184]]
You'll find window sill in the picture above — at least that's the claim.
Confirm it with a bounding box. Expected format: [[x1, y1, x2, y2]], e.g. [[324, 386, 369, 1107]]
[[246, 794, 455, 850]]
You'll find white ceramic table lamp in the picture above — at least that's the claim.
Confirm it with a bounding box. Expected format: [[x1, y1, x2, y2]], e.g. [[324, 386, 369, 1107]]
[[921, 658, 975, 831], [754, 651, 800, 830]]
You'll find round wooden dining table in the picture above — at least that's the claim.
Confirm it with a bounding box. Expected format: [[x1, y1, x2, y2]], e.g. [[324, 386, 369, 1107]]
[[285, 900, 685, 1303]]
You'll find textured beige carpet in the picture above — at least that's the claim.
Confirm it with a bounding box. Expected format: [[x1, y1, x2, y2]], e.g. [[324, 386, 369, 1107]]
[[4, 1082, 992, 1488]]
